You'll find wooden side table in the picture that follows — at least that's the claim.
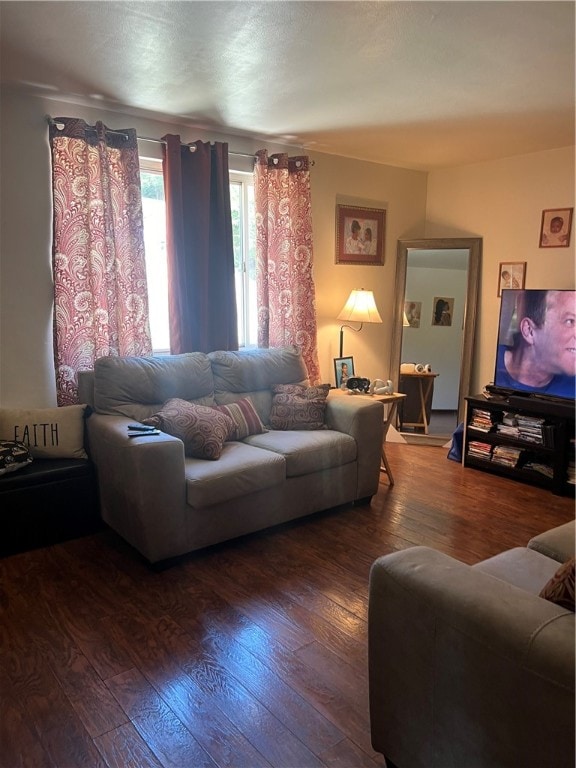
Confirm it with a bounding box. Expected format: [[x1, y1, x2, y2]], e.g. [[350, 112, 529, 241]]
[[330, 389, 406, 485], [372, 392, 406, 484], [398, 372, 439, 434]]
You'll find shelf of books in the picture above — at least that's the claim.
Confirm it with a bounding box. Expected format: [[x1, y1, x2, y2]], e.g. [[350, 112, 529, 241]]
[[464, 396, 574, 496]]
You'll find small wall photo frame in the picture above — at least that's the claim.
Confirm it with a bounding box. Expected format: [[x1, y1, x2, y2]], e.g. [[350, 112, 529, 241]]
[[539, 208, 573, 248], [334, 356, 354, 388], [497, 261, 526, 296], [431, 297, 454, 327], [336, 205, 385, 265], [404, 300, 421, 328]]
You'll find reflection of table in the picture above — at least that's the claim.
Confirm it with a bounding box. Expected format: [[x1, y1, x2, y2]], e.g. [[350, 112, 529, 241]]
[[398, 373, 439, 434], [329, 390, 406, 485]]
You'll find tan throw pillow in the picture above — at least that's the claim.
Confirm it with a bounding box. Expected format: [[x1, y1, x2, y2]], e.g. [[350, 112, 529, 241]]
[[0, 405, 88, 459], [214, 398, 267, 441], [144, 398, 233, 460], [539, 558, 575, 612], [269, 384, 330, 430]]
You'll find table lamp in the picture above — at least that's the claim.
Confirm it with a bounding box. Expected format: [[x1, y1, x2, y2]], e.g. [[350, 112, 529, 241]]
[[337, 289, 383, 357]]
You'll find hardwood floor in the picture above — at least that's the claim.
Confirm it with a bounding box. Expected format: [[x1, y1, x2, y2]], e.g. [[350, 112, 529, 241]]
[[1, 444, 573, 768]]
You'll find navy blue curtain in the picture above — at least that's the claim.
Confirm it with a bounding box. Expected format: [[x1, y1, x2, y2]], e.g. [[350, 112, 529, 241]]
[[162, 136, 238, 353]]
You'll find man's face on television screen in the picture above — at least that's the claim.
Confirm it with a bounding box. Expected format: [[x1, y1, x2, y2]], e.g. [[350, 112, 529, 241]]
[[533, 291, 576, 377]]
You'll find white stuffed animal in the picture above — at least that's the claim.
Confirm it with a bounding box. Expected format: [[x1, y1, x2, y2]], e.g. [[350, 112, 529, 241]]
[[369, 378, 394, 395]]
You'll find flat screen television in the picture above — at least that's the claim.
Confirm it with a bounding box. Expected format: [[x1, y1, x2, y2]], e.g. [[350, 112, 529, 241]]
[[493, 289, 575, 402]]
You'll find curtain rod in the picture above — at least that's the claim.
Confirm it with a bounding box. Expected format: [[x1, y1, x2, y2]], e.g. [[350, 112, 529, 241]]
[[137, 134, 255, 160], [47, 116, 314, 163]]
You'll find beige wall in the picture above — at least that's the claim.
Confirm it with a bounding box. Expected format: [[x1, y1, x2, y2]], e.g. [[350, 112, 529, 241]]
[[425, 146, 575, 394], [309, 153, 427, 385], [1, 86, 573, 408]]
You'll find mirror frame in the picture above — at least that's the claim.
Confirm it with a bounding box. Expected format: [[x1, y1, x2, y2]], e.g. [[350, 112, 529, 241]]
[[390, 237, 482, 426]]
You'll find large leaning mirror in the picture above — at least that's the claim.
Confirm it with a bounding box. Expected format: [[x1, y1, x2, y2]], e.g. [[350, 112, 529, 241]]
[[390, 237, 482, 436]]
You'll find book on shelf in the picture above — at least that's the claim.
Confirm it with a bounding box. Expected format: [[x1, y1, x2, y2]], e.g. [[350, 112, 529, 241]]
[[467, 440, 492, 459], [522, 460, 554, 479], [469, 408, 493, 432], [494, 416, 555, 448], [491, 444, 521, 468]]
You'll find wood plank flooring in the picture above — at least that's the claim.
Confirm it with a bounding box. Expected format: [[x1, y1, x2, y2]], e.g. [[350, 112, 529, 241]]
[[1, 444, 573, 768]]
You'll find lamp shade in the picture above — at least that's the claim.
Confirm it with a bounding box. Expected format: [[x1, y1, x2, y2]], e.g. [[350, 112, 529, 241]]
[[403, 311, 410, 327], [337, 289, 383, 324]]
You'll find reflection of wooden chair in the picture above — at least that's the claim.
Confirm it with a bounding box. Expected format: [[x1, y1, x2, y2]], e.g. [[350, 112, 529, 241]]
[[398, 373, 438, 433]]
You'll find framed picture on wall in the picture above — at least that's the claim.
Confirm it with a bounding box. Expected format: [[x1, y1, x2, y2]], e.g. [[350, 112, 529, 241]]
[[497, 262, 526, 296], [431, 297, 454, 327], [539, 207, 573, 248], [404, 300, 421, 328], [334, 356, 355, 388], [335, 205, 385, 265]]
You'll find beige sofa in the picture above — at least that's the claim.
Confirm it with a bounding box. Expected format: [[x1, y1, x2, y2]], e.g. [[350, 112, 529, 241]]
[[79, 346, 384, 564], [368, 520, 575, 768]]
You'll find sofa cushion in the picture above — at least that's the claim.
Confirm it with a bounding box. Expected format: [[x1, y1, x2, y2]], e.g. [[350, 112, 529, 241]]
[[528, 521, 575, 564], [213, 397, 267, 440], [185, 441, 285, 507], [473, 547, 561, 595], [539, 558, 575, 612], [269, 384, 330, 430], [245, 429, 356, 477], [0, 440, 33, 475], [209, 347, 308, 425], [0, 405, 88, 459], [144, 398, 233, 460], [93, 353, 214, 421]]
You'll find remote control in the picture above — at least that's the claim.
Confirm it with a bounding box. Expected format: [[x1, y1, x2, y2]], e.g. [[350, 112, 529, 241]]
[[127, 424, 156, 431], [128, 429, 160, 437]]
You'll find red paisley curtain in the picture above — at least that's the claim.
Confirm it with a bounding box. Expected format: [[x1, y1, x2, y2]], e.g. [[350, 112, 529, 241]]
[[49, 118, 152, 405], [254, 150, 320, 384]]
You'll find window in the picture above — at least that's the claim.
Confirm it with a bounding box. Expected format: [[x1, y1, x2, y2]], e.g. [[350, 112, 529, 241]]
[[139, 161, 257, 353], [140, 160, 169, 352], [230, 172, 257, 348]]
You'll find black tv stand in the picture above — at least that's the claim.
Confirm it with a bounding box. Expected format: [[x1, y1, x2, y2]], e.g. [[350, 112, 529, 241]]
[[464, 394, 575, 496]]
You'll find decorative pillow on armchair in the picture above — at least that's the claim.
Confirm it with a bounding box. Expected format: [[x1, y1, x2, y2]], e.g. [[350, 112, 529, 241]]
[[143, 398, 233, 460], [269, 384, 330, 430], [539, 557, 575, 612]]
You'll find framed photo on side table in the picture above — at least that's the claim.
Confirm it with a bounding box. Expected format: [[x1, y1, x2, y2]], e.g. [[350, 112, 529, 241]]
[[334, 356, 354, 388], [497, 262, 526, 296], [335, 205, 385, 265], [539, 208, 573, 248]]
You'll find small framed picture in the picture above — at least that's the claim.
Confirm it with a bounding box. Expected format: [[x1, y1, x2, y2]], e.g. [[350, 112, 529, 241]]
[[431, 297, 454, 327], [539, 208, 573, 248], [497, 262, 526, 296], [334, 356, 355, 388], [335, 205, 385, 265], [404, 300, 421, 328]]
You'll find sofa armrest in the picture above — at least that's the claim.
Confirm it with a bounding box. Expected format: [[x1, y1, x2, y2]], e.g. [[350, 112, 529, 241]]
[[86, 413, 189, 562], [325, 395, 384, 499], [369, 546, 575, 768]]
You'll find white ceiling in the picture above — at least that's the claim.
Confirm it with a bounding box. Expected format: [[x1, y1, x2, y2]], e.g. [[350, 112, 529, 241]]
[[1, 1, 574, 171]]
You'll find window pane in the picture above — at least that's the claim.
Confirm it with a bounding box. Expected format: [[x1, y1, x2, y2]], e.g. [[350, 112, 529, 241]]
[[230, 175, 257, 347], [141, 170, 170, 352]]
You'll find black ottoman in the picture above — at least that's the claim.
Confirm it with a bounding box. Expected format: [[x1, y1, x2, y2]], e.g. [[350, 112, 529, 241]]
[[0, 458, 102, 557]]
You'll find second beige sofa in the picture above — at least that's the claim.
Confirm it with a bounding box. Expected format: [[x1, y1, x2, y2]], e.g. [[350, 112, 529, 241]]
[[368, 520, 575, 768]]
